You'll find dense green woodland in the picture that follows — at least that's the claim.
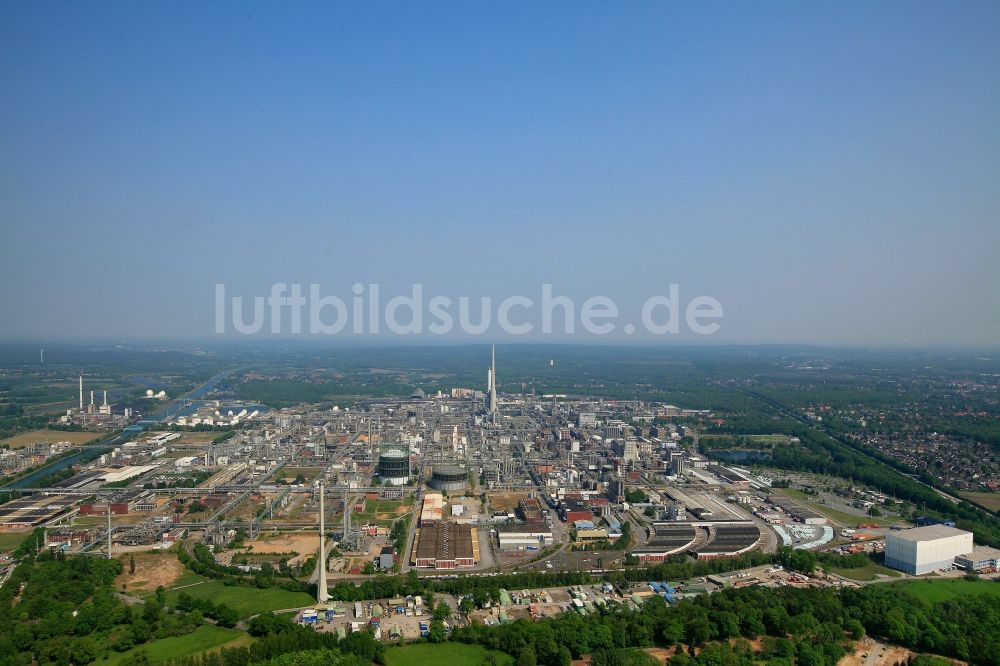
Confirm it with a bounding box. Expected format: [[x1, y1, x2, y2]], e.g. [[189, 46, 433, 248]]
[[450, 584, 1000, 666], [154, 582, 1000, 666], [0, 546, 383, 666], [6, 545, 1000, 666], [0, 547, 238, 665]]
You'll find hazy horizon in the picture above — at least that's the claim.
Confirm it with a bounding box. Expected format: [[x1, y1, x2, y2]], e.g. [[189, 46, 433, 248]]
[[2, 2, 998, 346]]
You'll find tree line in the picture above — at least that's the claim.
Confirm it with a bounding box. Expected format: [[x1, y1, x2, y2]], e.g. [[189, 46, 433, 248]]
[[452, 581, 1000, 665]]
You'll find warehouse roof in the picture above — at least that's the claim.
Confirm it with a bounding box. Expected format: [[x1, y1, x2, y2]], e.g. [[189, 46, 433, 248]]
[[957, 545, 1000, 561], [576, 528, 609, 539], [768, 495, 824, 520], [634, 523, 697, 555], [496, 524, 552, 536], [889, 524, 971, 542], [416, 522, 474, 561]]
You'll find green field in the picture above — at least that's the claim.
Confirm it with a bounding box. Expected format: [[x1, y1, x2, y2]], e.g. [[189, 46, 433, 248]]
[[163, 580, 314, 618], [897, 578, 1000, 603], [958, 491, 1000, 512], [269, 466, 323, 483], [102, 625, 248, 665], [0, 531, 31, 551], [384, 642, 514, 666], [171, 570, 213, 589], [352, 498, 412, 527], [825, 561, 901, 581]]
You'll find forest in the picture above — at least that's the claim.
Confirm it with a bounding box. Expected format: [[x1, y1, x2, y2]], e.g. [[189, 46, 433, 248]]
[[147, 581, 1000, 666], [449, 583, 999, 666]]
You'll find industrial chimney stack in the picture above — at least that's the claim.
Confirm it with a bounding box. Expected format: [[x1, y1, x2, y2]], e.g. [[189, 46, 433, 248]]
[[317, 481, 329, 602]]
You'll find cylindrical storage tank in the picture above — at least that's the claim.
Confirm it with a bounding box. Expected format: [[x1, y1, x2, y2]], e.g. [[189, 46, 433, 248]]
[[378, 448, 410, 485], [430, 464, 468, 492]]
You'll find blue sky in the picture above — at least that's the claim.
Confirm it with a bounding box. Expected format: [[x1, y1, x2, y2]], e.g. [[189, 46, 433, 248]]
[[1, 2, 998, 345]]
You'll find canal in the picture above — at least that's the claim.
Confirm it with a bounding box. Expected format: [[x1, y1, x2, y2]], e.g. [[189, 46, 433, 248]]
[[1, 371, 232, 491]]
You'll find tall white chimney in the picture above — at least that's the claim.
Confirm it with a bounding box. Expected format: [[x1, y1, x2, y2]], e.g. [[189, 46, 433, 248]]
[[489, 344, 498, 418], [317, 481, 329, 602]]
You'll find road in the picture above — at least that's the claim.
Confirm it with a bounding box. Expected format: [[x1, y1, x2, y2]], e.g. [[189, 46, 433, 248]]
[[398, 488, 422, 574], [114, 591, 146, 606], [864, 640, 885, 666]]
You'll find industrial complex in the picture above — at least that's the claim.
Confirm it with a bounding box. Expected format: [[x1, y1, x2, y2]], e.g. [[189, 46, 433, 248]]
[[2, 344, 995, 651]]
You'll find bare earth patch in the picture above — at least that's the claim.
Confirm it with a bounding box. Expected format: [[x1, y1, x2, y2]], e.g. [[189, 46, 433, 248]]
[[0, 429, 102, 449], [488, 492, 528, 512], [838, 642, 964, 666], [244, 533, 317, 565], [115, 552, 185, 594]]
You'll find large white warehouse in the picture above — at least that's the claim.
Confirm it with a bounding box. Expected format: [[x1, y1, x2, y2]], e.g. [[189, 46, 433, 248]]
[[884, 524, 973, 575]]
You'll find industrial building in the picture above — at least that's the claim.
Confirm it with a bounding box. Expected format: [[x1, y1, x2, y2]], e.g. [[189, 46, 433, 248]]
[[954, 545, 1000, 573], [575, 527, 611, 543], [517, 497, 547, 525], [633, 523, 699, 562], [378, 487, 403, 501], [668, 451, 687, 476], [708, 465, 752, 489], [632, 521, 761, 562], [692, 523, 761, 560], [767, 495, 827, 525], [412, 522, 478, 568], [495, 524, 554, 551], [0, 494, 76, 529], [80, 490, 157, 515], [559, 499, 594, 523], [46, 528, 94, 548], [884, 524, 974, 574], [59, 376, 131, 427], [377, 546, 396, 570], [661, 487, 714, 519], [419, 492, 444, 525]]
